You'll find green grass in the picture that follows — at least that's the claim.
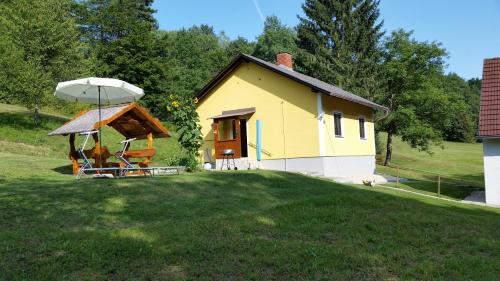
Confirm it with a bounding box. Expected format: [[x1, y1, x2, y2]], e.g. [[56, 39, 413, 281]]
[[0, 152, 500, 280], [1, 104, 499, 280], [376, 133, 484, 199], [0, 103, 185, 163]]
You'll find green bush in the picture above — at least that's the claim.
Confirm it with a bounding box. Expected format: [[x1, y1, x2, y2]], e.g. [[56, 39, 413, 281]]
[[166, 94, 203, 171]]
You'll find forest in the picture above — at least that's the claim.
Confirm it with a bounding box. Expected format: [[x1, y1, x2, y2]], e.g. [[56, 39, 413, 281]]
[[0, 0, 481, 165]]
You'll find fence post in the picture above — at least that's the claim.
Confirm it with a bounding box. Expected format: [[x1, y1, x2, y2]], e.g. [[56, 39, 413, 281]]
[[396, 167, 399, 188], [437, 174, 441, 197]]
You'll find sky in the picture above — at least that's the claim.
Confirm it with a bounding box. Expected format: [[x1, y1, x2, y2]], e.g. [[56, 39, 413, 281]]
[[152, 0, 500, 79]]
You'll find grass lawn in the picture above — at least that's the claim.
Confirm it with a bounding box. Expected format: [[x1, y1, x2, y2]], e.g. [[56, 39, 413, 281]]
[[1, 104, 499, 280], [376, 133, 484, 200], [1, 153, 500, 280]]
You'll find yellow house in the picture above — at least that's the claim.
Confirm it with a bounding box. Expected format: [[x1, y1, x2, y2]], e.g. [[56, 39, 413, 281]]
[[196, 53, 387, 178]]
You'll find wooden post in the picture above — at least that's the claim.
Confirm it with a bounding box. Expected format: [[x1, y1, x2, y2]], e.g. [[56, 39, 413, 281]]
[[437, 174, 441, 197], [396, 167, 400, 188], [146, 132, 153, 165], [93, 133, 101, 169], [69, 134, 79, 175]]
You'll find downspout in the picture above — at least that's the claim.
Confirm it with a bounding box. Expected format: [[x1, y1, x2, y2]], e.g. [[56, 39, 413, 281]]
[[281, 101, 287, 171], [317, 93, 325, 156]]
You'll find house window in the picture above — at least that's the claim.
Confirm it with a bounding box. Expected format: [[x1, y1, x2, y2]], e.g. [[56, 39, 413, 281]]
[[333, 112, 343, 137], [359, 117, 366, 139], [218, 119, 236, 141]]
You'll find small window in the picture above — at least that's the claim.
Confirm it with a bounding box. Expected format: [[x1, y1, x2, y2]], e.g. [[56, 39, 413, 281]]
[[359, 117, 366, 139], [218, 119, 236, 141], [333, 112, 343, 137]]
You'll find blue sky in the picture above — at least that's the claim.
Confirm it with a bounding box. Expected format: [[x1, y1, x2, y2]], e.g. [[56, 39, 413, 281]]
[[153, 0, 500, 79]]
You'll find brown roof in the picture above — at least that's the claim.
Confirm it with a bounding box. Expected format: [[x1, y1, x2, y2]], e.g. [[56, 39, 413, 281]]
[[196, 54, 388, 111], [478, 58, 500, 138], [48, 102, 170, 139]]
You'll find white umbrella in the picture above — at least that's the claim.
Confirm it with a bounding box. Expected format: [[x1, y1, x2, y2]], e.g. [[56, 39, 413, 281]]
[[55, 77, 144, 104], [54, 77, 144, 167]]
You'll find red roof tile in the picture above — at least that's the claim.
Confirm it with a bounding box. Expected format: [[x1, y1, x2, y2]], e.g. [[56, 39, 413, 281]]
[[479, 58, 500, 137]]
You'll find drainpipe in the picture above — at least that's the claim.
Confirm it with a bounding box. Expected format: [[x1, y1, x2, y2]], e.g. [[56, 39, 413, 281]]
[[281, 101, 287, 172]]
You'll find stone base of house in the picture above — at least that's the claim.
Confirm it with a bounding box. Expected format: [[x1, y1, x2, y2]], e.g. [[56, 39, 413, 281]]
[[213, 155, 376, 177]]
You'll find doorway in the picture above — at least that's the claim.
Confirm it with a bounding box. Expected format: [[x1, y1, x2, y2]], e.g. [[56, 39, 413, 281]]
[[240, 119, 248, 157]]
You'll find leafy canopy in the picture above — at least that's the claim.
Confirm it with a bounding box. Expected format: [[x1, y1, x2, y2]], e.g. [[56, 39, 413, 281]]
[[253, 15, 297, 63], [378, 29, 450, 165]]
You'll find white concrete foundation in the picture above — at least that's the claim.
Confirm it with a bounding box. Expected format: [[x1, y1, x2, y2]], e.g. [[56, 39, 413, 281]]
[[482, 139, 500, 205], [214, 155, 376, 178]]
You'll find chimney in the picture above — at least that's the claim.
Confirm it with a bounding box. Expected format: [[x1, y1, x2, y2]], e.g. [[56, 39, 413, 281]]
[[276, 52, 293, 70]]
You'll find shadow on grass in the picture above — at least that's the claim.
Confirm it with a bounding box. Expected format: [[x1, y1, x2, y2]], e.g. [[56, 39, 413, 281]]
[[0, 171, 499, 280], [0, 111, 67, 131], [52, 164, 73, 175]]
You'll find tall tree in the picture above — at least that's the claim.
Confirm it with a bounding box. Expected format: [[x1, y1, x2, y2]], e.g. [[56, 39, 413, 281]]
[[0, 0, 89, 124], [379, 29, 450, 165], [438, 73, 479, 143], [224, 36, 255, 61], [296, 0, 383, 99], [75, 0, 164, 113], [253, 16, 297, 62], [150, 25, 230, 117]]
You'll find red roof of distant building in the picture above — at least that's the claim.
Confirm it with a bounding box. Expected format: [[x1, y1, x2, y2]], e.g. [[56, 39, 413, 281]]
[[478, 58, 500, 138]]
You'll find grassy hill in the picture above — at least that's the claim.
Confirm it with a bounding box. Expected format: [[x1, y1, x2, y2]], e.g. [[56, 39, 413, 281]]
[[376, 133, 484, 199], [0, 103, 185, 164], [1, 103, 498, 280], [0, 152, 499, 280]]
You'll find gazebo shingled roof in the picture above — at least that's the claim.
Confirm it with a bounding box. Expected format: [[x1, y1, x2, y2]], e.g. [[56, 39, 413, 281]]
[[48, 102, 170, 139]]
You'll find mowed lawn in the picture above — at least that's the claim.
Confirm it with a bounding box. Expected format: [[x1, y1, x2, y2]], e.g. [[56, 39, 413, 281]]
[[1, 152, 500, 280], [376, 133, 484, 199], [1, 104, 500, 280]]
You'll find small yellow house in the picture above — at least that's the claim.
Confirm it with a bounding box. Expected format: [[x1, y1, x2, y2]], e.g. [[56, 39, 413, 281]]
[[196, 53, 387, 178]]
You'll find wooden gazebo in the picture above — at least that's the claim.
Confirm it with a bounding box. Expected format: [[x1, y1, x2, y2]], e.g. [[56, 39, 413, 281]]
[[48, 102, 170, 175]]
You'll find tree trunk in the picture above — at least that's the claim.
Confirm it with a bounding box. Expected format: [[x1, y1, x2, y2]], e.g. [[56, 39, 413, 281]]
[[384, 132, 393, 166], [33, 95, 40, 127]]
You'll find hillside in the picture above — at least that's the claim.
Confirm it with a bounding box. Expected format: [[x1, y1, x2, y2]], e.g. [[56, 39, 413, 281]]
[[376, 133, 484, 199], [0, 103, 185, 164], [0, 152, 499, 280], [377, 133, 483, 183], [0, 103, 499, 280]]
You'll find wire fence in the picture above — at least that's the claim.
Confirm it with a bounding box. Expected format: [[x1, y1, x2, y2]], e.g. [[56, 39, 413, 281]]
[[377, 164, 484, 199]]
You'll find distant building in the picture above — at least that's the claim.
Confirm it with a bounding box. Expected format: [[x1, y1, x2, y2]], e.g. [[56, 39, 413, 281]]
[[195, 53, 387, 179], [478, 57, 500, 206]]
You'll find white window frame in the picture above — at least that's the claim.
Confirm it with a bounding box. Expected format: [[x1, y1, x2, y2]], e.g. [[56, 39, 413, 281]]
[[333, 111, 344, 138], [358, 115, 367, 140]]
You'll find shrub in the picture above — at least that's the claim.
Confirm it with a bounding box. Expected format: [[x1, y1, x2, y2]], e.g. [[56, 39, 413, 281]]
[[166, 94, 203, 171]]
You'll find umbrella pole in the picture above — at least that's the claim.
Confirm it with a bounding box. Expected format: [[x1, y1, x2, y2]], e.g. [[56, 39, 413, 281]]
[[98, 85, 102, 171]]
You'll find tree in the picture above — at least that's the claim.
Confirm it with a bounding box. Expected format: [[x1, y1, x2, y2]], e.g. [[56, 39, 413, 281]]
[[253, 16, 297, 62], [151, 26, 230, 118], [296, 0, 383, 100], [75, 0, 164, 114], [438, 74, 479, 143], [378, 29, 450, 166], [0, 0, 89, 125], [224, 36, 255, 61]]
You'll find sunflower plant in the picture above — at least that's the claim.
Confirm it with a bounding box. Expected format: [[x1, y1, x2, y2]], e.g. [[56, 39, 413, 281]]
[[166, 94, 203, 170]]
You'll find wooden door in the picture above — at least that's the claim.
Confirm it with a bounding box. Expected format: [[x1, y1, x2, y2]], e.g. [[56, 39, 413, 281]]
[[213, 117, 241, 159]]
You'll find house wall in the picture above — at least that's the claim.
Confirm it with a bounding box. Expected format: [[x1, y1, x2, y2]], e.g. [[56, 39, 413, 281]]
[[197, 61, 319, 163], [196, 61, 377, 177], [321, 95, 376, 157], [482, 139, 500, 206]]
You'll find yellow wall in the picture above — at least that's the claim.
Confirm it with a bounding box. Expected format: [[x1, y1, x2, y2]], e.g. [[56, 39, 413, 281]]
[[321, 95, 376, 156], [196, 61, 376, 162]]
